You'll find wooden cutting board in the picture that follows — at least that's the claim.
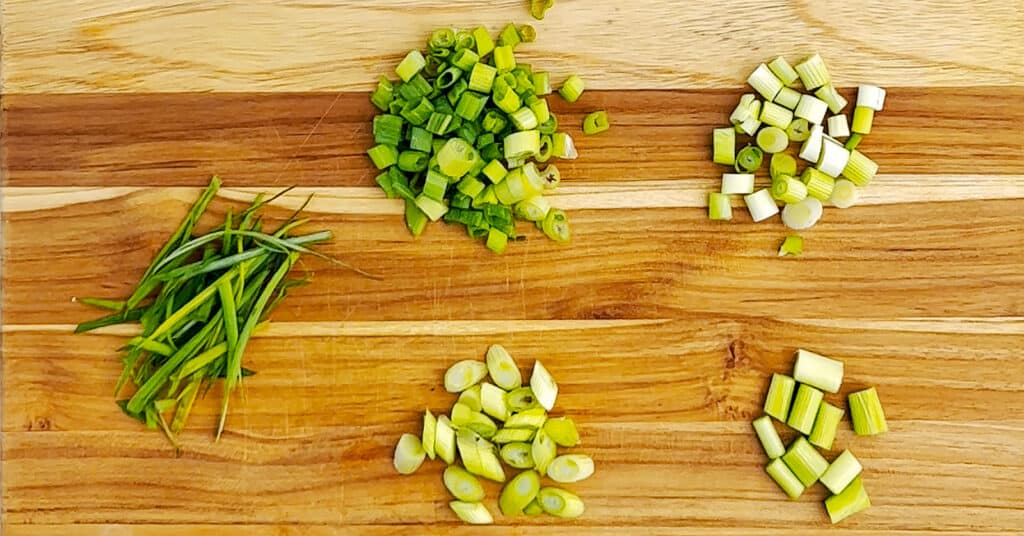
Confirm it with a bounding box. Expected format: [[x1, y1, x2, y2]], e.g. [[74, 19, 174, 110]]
[[2, 2, 1023, 534]]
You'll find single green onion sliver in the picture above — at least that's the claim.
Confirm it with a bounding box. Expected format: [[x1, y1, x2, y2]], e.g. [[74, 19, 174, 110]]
[[744, 189, 779, 222], [801, 167, 836, 201], [786, 118, 811, 142], [816, 84, 849, 114], [786, 384, 824, 434], [367, 144, 399, 169], [444, 360, 488, 393], [778, 235, 803, 257], [436, 138, 478, 178], [795, 94, 828, 125], [493, 428, 535, 444], [830, 179, 858, 208], [541, 209, 570, 242], [851, 106, 874, 134], [721, 173, 755, 195], [820, 450, 864, 495], [774, 86, 802, 110], [765, 458, 805, 499], [760, 101, 793, 129], [756, 127, 789, 154], [481, 382, 510, 421], [485, 344, 522, 390], [422, 410, 437, 460], [499, 470, 541, 515], [444, 465, 486, 502], [849, 387, 888, 436], [559, 75, 585, 104], [781, 436, 829, 487], [506, 388, 541, 413], [468, 63, 497, 93], [825, 477, 871, 524], [747, 63, 784, 100], [713, 128, 736, 165], [808, 401, 845, 450], [708, 192, 732, 221], [393, 433, 426, 475], [531, 428, 557, 475], [583, 111, 610, 135], [842, 149, 878, 186], [734, 145, 763, 173], [770, 153, 797, 181], [543, 417, 579, 447], [547, 454, 595, 483], [794, 53, 831, 90], [538, 487, 585, 519], [530, 361, 558, 411], [434, 415, 457, 464], [752, 415, 786, 459], [500, 442, 535, 469], [764, 373, 796, 421], [793, 348, 844, 393], [768, 56, 800, 86], [449, 501, 493, 525], [395, 50, 426, 82], [477, 441, 507, 482]]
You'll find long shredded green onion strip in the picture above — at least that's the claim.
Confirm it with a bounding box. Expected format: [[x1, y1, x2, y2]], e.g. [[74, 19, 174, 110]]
[[778, 235, 803, 257], [744, 189, 780, 223], [792, 349, 844, 393], [808, 401, 845, 450], [708, 192, 733, 221], [849, 387, 888, 436], [825, 477, 871, 524], [752, 415, 786, 459], [786, 383, 824, 435], [820, 450, 864, 495], [830, 179, 859, 209], [764, 373, 796, 422], [781, 436, 829, 487]]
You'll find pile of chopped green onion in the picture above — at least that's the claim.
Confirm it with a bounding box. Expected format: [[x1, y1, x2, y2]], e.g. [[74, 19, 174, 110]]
[[707, 54, 887, 256], [393, 345, 595, 524], [369, 24, 607, 253], [75, 177, 360, 449], [755, 349, 888, 524]]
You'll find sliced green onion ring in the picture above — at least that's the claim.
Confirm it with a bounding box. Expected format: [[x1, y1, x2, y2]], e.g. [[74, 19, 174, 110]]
[[546, 454, 595, 483], [444, 465, 486, 502], [537, 487, 585, 519], [499, 470, 541, 515], [444, 360, 488, 393], [394, 433, 426, 475]]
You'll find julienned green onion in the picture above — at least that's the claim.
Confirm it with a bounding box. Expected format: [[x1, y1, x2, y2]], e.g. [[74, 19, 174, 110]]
[[849, 387, 888, 436], [756, 126, 789, 154], [825, 477, 871, 524], [820, 450, 863, 495], [792, 348, 844, 393], [547, 454, 595, 483], [450, 501, 494, 524], [558, 74, 585, 103], [744, 189, 780, 223], [765, 458, 805, 499], [781, 437, 829, 487], [708, 192, 732, 221], [830, 179, 859, 209], [764, 373, 796, 421], [786, 384, 824, 435], [394, 433, 427, 474], [808, 401, 845, 450], [499, 470, 541, 515], [770, 153, 798, 181], [583, 111, 610, 135], [538, 487, 585, 519], [734, 145, 764, 173], [752, 415, 786, 459], [778, 235, 803, 257]]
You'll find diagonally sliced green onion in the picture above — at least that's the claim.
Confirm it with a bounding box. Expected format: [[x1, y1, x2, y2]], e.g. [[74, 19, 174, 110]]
[[500, 441, 535, 469], [768, 56, 800, 86], [499, 470, 541, 515], [551, 132, 578, 160], [445, 360, 489, 393], [849, 387, 888, 436], [721, 173, 755, 195], [486, 344, 522, 390], [444, 465, 486, 502], [449, 501, 494, 525], [794, 53, 831, 90], [458, 384, 483, 412], [764, 373, 796, 422], [538, 487, 585, 519], [506, 407, 547, 429], [830, 179, 859, 208], [457, 428, 485, 474], [708, 192, 733, 221], [765, 458, 805, 499], [583, 111, 610, 135], [747, 63, 784, 100], [493, 427, 535, 444], [842, 149, 878, 186], [744, 189, 779, 223], [481, 382, 510, 421], [558, 75, 585, 103], [756, 126, 789, 154], [394, 433, 427, 475], [452, 403, 498, 439], [543, 417, 579, 447], [793, 348, 844, 393], [786, 383, 824, 434], [808, 401, 845, 450], [734, 145, 764, 173], [778, 235, 803, 257], [435, 415, 457, 464], [730, 94, 757, 124], [772, 176, 808, 204], [423, 410, 437, 460], [547, 454, 595, 483], [476, 439, 507, 482], [770, 153, 797, 181], [781, 436, 829, 487], [825, 477, 871, 524], [531, 428, 557, 474], [713, 127, 736, 165], [820, 450, 864, 495], [507, 387, 541, 413], [752, 415, 786, 459], [524, 499, 544, 516], [530, 361, 558, 410]]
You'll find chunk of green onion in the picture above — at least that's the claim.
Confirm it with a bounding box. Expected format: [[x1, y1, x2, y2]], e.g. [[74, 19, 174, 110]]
[[538, 487, 585, 519], [394, 433, 426, 475], [786, 118, 811, 142], [551, 132, 578, 159], [543, 417, 579, 447], [752, 415, 786, 459], [781, 436, 829, 487], [768, 56, 800, 87], [505, 407, 547, 429], [708, 192, 733, 221], [373, 114, 404, 146], [499, 470, 541, 515], [370, 77, 395, 111], [530, 361, 558, 411], [830, 179, 858, 209], [437, 138, 478, 178], [367, 144, 399, 170], [477, 440, 507, 482], [794, 94, 828, 125], [493, 45, 516, 72], [844, 133, 864, 151], [558, 75, 585, 103], [507, 388, 541, 413], [405, 199, 428, 236], [485, 344, 523, 390], [510, 106, 539, 131], [486, 229, 509, 254], [849, 387, 888, 436], [827, 114, 850, 139], [398, 150, 430, 173], [748, 63, 784, 100], [801, 167, 835, 201], [529, 97, 551, 126], [435, 415, 457, 464], [444, 465, 486, 502], [760, 101, 794, 129], [793, 348, 844, 393], [851, 106, 874, 135], [468, 63, 497, 93], [820, 450, 864, 495], [825, 477, 871, 524], [524, 499, 544, 516], [481, 382, 511, 421], [456, 429, 485, 474], [449, 501, 494, 525], [734, 145, 764, 173], [713, 127, 736, 165], [770, 153, 797, 181], [482, 160, 508, 184], [786, 384, 824, 434], [778, 235, 803, 257], [530, 0, 555, 20], [817, 138, 851, 178], [515, 196, 552, 222], [808, 401, 844, 450], [816, 84, 849, 114], [541, 209, 570, 242], [765, 458, 805, 499], [445, 360, 488, 393], [774, 86, 802, 110], [771, 176, 808, 204], [504, 130, 541, 160], [415, 195, 449, 222], [764, 373, 796, 422], [547, 454, 595, 483], [744, 189, 779, 223], [498, 23, 522, 48], [539, 164, 561, 189], [472, 27, 495, 57], [422, 410, 437, 460], [856, 85, 887, 112], [757, 126, 789, 154], [455, 91, 489, 122], [842, 149, 878, 186], [500, 441, 535, 469], [794, 53, 831, 90], [396, 50, 427, 82], [721, 173, 755, 195], [532, 71, 552, 95], [583, 111, 610, 135], [493, 427, 535, 444]]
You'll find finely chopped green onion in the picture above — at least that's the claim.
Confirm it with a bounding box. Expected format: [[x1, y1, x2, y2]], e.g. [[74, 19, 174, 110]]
[[770, 153, 797, 181]]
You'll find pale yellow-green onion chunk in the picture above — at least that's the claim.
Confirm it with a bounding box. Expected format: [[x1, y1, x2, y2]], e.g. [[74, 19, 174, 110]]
[[825, 477, 871, 524], [523, 498, 544, 516], [849, 387, 888, 436], [435, 415, 457, 464], [538, 487, 586, 519], [708, 192, 733, 221], [476, 439, 507, 482], [485, 344, 522, 390], [744, 189, 780, 223], [445, 360, 488, 393], [764, 373, 796, 421], [752, 415, 786, 459], [827, 114, 850, 138], [530, 361, 558, 411], [798, 124, 824, 162], [794, 53, 831, 90], [815, 84, 849, 114], [770, 153, 798, 181], [505, 406, 547, 429], [422, 410, 437, 460], [543, 416, 580, 447], [747, 63, 784, 101], [772, 176, 808, 205], [713, 127, 737, 165], [551, 132, 578, 160], [802, 167, 836, 201], [730, 94, 757, 124], [842, 149, 878, 187], [786, 383, 824, 434], [721, 173, 755, 195], [851, 106, 874, 135], [768, 56, 800, 87], [756, 127, 789, 154], [774, 86, 802, 110], [781, 436, 829, 487], [765, 457, 805, 499], [808, 401, 845, 450], [500, 441, 535, 469], [457, 429, 485, 475], [547, 454, 595, 483], [506, 387, 540, 413], [778, 235, 804, 257], [820, 450, 864, 495], [499, 470, 541, 515], [794, 94, 828, 125], [394, 433, 427, 475], [830, 179, 859, 209], [458, 384, 483, 412], [531, 428, 557, 475], [786, 117, 811, 142], [736, 100, 763, 135], [443, 465, 486, 502], [760, 101, 794, 129], [817, 138, 851, 177], [480, 382, 510, 421], [793, 348, 844, 393], [856, 85, 887, 112], [449, 501, 494, 525], [452, 403, 498, 439], [493, 427, 535, 444]]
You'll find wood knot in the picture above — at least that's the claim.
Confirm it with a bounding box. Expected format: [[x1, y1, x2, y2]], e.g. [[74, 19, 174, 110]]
[[29, 417, 52, 431]]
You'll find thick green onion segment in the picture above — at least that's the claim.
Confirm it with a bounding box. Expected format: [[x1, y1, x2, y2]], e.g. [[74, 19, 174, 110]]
[[74, 177, 367, 449], [707, 53, 888, 251], [754, 348, 888, 524], [369, 25, 595, 253], [393, 344, 594, 524]]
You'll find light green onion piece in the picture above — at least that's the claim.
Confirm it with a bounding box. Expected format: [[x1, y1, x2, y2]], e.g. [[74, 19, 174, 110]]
[[782, 196, 823, 231], [730, 94, 757, 124], [849, 387, 888, 436], [486, 229, 508, 255], [778, 235, 803, 257], [515, 196, 552, 222], [504, 130, 541, 160], [764, 373, 796, 421], [395, 50, 427, 82], [477, 440, 506, 482], [765, 458, 805, 499], [793, 348, 844, 393], [493, 45, 516, 72], [794, 53, 831, 90], [530, 0, 555, 20], [523, 499, 544, 516], [449, 501, 494, 525], [713, 127, 736, 165], [752, 415, 786, 459], [435, 415, 457, 464], [744, 189, 779, 223], [415, 194, 448, 222], [801, 167, 835, 201], [394, 433, 426, 475], [817, 138, 851, 177], [538, 487, 586, 519], [422, 410, 437, 460], [551, 132, 578, 160], [510, 106, 539, 131], [583, 111, 610, 135], [825, 477, 871, 524], [486, 344, 522, 390], [842, 149, 878, 186], [830, 179, 859, 209], [559, 75, 585, 103], [531, 428, 557, 474], [367, 144, 399, 170], [482, 160, 507, 184], [506, 407, 548, 429], [756, 126, 789, 154], [768, 56, 800, 86], [452, 403, 498, 439], [530, 361, 558, 411], [808, 401, 845, 450], [844, 133, 864, 151], [734, 145, 764, 173], [856, 85, 887, 111], [445, 360, 488, 393], [736, 100, 763, 135], [507, 388, 541, 413], [543, 416, 580, 447], [457, 429, 484, 475], [820, 450, 864, 495], [708, 192, 733, 221], [827, 114, 850, 138], [747, 63, 784, 100], [760, 101, 793, 129], [795, 94, 828, 125], [481, 382, 510, 421], [499, 470, 541, 515], [437, 138, 478, 178], [547, 454, 595, 483], [493, 427, 535, 444], [458, 384, 483, 412], [472, 27, 494, 57], [721, 173, 755, 195], [781, 436, 829, 487], [798, 124, 824, 162], [500, 441, 534, 469], [851, 106, 874, 135], [444, 465, 486, 502], [774, 86, 802, 110], [468, 63, 497, 93], [786, 383, 824, 435], [816, 84, 849, 114], [770, 153, 797, 181], [772, 176, 808, 204], [786, 118, 811, 142]]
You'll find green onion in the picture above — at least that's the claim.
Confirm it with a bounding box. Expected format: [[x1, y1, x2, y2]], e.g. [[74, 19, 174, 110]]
[[786, 118, 811, 142], [816, 84, 849, 114], [825, 477, 871, 524], [747, 63, 784, 100], [541, 209, 570, 242], [764, 373, 796, 421], [842, 149, 878, 186], [504, 130, 541, 160], [794, 94, 828, 125], [558, 75, 585, 103], [769, 153, 797, 181], [827, 114, 850, 138], [423, 410, 438, 460], [830, 179, 858, 208], [851, 106, 874, 135], [485, 344, 523, 390], [713, 127, 736, 165], [708, 192, 733, 221], [493, 45, 516, 72], [820, 450, 863, 495], [760, 101, 793, 129], [451, 48, 479, 70], [844, 133, 864, 151], [506, 407, 547, 429], [507, 387, 541, 413], [538, 487, 585, 519], [547, 454, 594, 483], [786, 384, 824, 435], [499, 470, 541, 515], [793, 348, 844, 393], [435, 415, 457, 464], [768, 56, 800, 86], [856, 85, 887, 111], [756, 126, 789, 153], [530, 0, 555, 20], [801, 167, 835, 201], [437, 138, 478, 178], [445, 360, 488, 393], [765, 458, 805, 499], [530, 361, 558, 411], [524, 499, 544, 516], [551, 132, 578, 160], [776, 184, 816, 215], [415, 195, 449, 222], [486, 229, 509, 254], [583, 111, 610, 135], [543, 417, 579, 447], [778, 235, 803, 257], [398, 150, 429, 173], [734, 145, 764, 174], [370, 77, 395, 111], [744, 189, 780, 222], [529, 97, 551, 125], [515, 196, 551, 222], [493, 428, 535, 444], [752, 415, 786, 459], [477, 439, 507, 482], [405, 199, 429, 236], [849, 387, 888, 436], [481, 382, 511, 421], [518, 25, 537, 44], [367, 144, 399, 169], [394, 433, 427, 474], [808, 401, 845, 450], [721, 173, 755, 195], [444, 465, 486, 502], [449, 501, 494, 525], [817, 138, 851, 177], [472, 27, 494, 57], [457, 429, 485, 475], [794, 53, 831, 90], [396, 50, 427, 82], [500, 441, 535, 469], [531, 429, 556, 474], [781, 436, 829, 487], [455, 91, 489, 121], [510, 106, 539, 130], [774, 86, 802, 110]]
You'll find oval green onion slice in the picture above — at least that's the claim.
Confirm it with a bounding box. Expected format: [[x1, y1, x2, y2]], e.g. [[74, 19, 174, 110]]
[[531, 428, 557, 475], [499, 470, 541, 515], [769, 153, 797, 181], [543, 416, 579, 447], [457, 384, 483, 412], [546, 454, 595, 483], [734, 145, 764, 173], [444, 360, 488, 393], [500, 441, 535, 469], [523, 498, 544, 516], [505, 407, 547, 429], [449, 501, 494, 525], [781, 197, 823, 231], [435, 415, 457, 464], [756, 126, 789, 154], [444, 465, 486, 502], [786, 118, 811, 142], [541, 209, 570, 243], [477, 440, 507, 482], [582, 111, 610, 135], [538, 487, 585, 519], [486, 344, 522, 390], [493, 427, 535, 444], [393, 433, 426, 475], [480, 382, 510, 422], [506, 387, 541, 413], [530, 361, 558, 410]]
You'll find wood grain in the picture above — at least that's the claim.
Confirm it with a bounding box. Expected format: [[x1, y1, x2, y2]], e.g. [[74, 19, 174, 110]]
[[2, 1, 1022, 93]]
